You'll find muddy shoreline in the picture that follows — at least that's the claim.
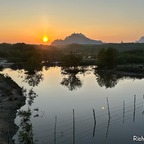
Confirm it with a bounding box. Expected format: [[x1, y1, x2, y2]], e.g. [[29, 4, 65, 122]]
[[0, 74, 25, 144]]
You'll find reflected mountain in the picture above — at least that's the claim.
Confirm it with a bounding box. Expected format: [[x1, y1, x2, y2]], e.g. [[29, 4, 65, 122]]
[[61, 67, 85, 91]]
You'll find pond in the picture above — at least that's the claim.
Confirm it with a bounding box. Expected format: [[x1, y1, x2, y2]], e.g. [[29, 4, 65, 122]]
[[1, 66, 144, 144]]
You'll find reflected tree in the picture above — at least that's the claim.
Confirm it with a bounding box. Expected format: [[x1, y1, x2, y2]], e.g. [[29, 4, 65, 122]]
[[22, 51, 43, 87], [24, 72, 43, 87], [61, 67, 84, 91], [95, 70, 122, 88], [17, 108, 34, 144], [27, 88, 38, 106], [94, 69, 144, 88], [17, 89, 39, 144], [61, 73, 82, 91]]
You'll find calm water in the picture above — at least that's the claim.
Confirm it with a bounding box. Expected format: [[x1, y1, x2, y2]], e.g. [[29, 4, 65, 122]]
[[1, 66, 144, 144]]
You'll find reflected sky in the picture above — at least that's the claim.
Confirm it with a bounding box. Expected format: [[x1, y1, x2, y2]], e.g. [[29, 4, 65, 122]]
[[1, 67, 144, 144]]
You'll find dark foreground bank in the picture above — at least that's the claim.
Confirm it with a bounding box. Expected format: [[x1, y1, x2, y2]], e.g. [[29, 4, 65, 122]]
[[0, 74, 25, 144]]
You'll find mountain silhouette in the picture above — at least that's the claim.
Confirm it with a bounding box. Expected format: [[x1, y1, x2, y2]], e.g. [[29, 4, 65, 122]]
[[136, 36, 144, 43], [51, 33, 103, 46]]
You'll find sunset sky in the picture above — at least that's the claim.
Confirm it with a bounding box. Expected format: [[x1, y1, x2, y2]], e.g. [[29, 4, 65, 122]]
[[1, 0, 144, 44]]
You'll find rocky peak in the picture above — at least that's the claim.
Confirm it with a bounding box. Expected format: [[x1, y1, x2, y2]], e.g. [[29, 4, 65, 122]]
[[51, 33, 103, 46]]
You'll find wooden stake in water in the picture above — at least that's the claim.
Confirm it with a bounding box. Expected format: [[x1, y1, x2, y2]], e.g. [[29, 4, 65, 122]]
[[123, 100, 125, 124], [133, 95, 136, 122], [106, 116, 110, 138], [106, 97, 111, 138], [92, 109, 96, 137], [54, 116, 57, 144], [73, 109, 75, 144], [106, 97, 111, 119], [142, 95, 144, 115]]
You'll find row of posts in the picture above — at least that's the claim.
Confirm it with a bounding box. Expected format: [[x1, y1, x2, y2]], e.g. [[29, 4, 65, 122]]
[[7, 95, 139, 144], [53, 95, 138, 144]]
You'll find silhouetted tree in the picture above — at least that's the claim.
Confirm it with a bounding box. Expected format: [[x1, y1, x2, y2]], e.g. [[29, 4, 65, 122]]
[[97, 48, 118, 68], [61, 52, 82, 69]]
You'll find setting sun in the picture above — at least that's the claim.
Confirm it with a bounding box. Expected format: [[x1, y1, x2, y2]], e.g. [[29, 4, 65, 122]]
[[43, 36, 48, 43]]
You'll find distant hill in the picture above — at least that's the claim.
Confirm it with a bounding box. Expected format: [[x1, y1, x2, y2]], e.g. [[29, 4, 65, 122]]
[[51, 33, 103, 46], [136, 36, 144, 43]]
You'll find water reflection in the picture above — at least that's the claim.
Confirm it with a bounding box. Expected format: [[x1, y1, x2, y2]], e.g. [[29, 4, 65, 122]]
[[94, 70, 122, 88], [94, 69, 144, 88], [27, 88, 38, 106], [24, 72, 43, 87], [61, 67, 84, 91], [43, 95, 144, 144], [1, 66, 44, 143], [1, 66, 144, 143], [9, 65, 144, 89], [61, 74, 82, 91], [17, 88, 39, 144], [17, 108, 34, 144], [10, 60, 44, 87]]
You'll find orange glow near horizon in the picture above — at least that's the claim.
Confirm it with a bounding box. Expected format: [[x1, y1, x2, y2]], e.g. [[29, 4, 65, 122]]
[[0, 20, 143, 44], [1, 1, 144, 44], [0, 30, 141, 45]]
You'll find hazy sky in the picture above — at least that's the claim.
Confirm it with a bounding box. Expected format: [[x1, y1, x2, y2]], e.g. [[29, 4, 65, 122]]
[[1, 0, 144, 44]]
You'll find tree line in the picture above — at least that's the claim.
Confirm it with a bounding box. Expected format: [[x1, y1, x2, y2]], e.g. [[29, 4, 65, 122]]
[[1, 43, 144, 71]]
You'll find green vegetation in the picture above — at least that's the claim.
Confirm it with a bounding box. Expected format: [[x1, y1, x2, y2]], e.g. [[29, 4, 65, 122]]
[[1, 42, 144, 73], [96, 47, 144, 70], [61, 52, 82, 68], [96, 47, 118, 68], [117, 49, 144, 64]]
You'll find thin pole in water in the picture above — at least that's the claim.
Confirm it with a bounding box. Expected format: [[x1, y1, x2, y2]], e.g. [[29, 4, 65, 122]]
[[54, 116, 57, 144], [106, 97, 111, 119], [106, 97, 111, 138], [73, 109, 75, 144], [123, 100, 125, 124], [133, 95, 136, 122], [92, 109, 96, 137]]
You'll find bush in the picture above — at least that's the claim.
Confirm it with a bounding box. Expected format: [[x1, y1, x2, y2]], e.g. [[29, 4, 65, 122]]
[[96, 47, 118, 68], [61, 52, 82, 68]]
